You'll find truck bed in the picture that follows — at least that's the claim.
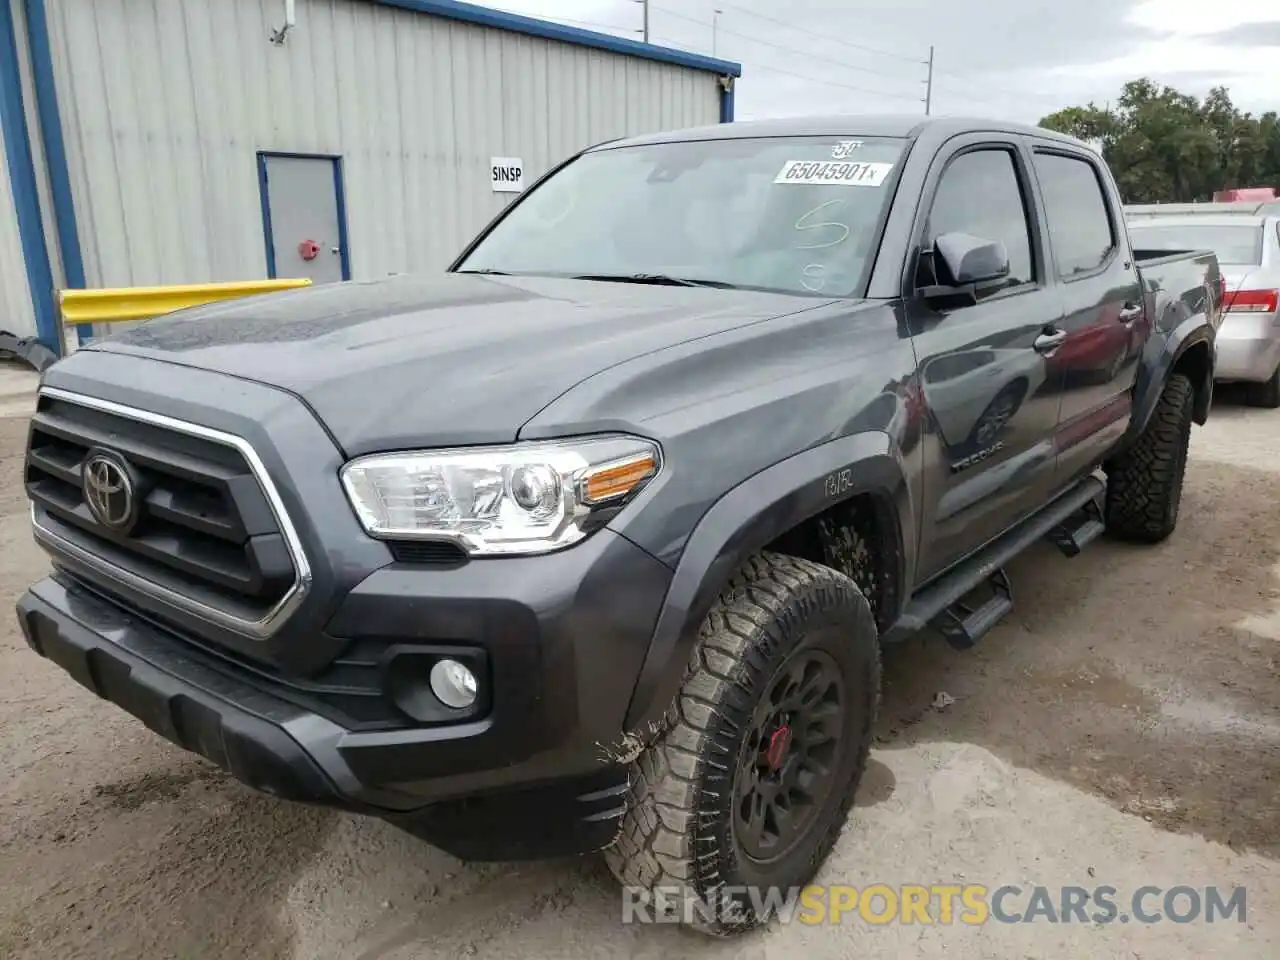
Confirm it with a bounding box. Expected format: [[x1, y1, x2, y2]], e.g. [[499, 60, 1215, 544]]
[[1131, 247, 1217, 270]]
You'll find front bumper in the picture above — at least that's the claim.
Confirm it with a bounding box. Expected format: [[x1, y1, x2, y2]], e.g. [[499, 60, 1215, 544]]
[[1214, 311, 1280, 382], [17, 526, 673, 860]]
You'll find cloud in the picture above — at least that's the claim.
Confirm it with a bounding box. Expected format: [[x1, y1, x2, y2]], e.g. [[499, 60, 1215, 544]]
[[1203, 21, 1280, 46], [488, 0, 1279, 124]]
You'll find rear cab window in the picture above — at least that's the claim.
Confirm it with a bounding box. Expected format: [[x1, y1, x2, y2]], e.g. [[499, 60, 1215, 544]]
[[455, 135, 908, 297], [1032, 151, 1118, 278]]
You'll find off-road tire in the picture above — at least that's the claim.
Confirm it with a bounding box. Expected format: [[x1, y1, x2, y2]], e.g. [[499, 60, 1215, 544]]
[[605, 552, 880, 936], [1104, 372, 1194, 543], [1245, 364, 1280, 409]]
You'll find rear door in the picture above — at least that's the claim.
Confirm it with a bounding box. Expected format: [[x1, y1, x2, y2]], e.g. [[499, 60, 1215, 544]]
[[1028, 146, 1142, 483], [907, 136, 1065, 580]]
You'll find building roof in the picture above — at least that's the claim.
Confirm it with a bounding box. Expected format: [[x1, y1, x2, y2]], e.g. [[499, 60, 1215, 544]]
[[594, 114, 1089, 148], [372, 0, 742, 76]]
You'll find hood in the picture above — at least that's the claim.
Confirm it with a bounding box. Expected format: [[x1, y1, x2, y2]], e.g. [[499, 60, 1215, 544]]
[[92, 273, 832, 455]]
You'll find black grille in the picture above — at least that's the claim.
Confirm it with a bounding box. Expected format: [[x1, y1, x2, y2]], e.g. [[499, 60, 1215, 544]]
[[65, 572, 410, 730], [389, 539, 468, 565], [26, 394, 297, 624]]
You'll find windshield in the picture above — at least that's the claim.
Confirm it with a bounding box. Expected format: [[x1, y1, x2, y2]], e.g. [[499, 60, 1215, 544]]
[[1127, 222, 1264, 265], [455, 135, 908, 297]]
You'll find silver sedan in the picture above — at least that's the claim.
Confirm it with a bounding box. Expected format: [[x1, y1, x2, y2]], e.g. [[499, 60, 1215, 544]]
[[1126, 207, 1280, 408]]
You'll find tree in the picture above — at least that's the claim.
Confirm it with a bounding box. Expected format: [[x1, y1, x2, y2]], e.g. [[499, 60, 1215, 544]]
[[1039, 80, 1280, 203]]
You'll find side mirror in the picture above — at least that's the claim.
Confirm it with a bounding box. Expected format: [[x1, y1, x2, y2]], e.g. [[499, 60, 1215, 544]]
[[919, 233, 1011, 306], [935, 232, 1010, 286]]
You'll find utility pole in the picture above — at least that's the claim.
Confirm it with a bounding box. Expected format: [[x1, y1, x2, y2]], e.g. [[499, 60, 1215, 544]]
[[923, 45, 934, 115], [712, 8, 722, 57], [635, 0, 649, 42]]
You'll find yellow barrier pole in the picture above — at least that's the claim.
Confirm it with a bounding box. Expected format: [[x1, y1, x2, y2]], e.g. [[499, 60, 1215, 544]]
[[58, 278, 313, 330]]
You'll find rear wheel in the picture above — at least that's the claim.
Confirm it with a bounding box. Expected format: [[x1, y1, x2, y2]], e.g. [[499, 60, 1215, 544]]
[[605, 552, 880, 936], [1245, 364, 1280, 409], [1104, 373, 1195, 543]]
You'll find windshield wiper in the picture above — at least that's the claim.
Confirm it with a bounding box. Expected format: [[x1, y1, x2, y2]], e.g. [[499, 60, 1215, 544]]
[[454, 268, 511, 276], [572, 273, 738, 289]]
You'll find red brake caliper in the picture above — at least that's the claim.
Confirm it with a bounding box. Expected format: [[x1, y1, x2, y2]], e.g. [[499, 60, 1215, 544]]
[[765, 724, 792, 773]]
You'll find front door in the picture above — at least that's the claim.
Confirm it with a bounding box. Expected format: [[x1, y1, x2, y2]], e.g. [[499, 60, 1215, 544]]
[[1028, 147, 1143, 481], [258, 153, 350, 284], [908, 139, 1065, 580]]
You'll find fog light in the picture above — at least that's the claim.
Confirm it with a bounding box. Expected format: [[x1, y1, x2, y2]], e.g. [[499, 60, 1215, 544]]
[[430, 658, 478, 709]]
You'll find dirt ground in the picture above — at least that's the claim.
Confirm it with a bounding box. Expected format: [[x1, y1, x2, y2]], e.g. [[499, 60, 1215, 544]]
[[1, 363, 1278, 958]]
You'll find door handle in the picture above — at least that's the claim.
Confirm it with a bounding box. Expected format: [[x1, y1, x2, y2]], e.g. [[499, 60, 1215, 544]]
[[1033, 329, 1067, 353], [1118, 302, 1142, 324]]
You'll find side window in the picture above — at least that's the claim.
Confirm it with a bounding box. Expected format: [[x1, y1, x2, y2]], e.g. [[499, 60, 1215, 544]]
[[1032, 152, 1117, 277], [924, 148, 1035, 296]]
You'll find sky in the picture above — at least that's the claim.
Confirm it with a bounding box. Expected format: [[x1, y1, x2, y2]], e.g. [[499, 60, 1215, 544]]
[[488, 0, 1280, 123]]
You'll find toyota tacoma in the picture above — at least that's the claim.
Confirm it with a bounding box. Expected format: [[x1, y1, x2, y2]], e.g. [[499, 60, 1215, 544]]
[[16, 116, 1221, 935]]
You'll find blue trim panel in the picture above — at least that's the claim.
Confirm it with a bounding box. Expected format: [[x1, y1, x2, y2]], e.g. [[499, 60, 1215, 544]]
[[719, 82, 734, 123], [332, 157, 352, 281], [257, 151, 352, 282], [24, 0, 86, 346], [372, 0, 742, 77], [0, 0, 58, 351], [255, 152, 277, 278]]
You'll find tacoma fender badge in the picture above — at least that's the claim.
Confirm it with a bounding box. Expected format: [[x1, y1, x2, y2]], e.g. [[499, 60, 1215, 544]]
[[951, 440, 1005, 473]]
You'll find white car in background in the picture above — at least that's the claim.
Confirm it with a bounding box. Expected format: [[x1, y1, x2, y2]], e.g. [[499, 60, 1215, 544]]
[[1126, 202, 1280, 407]]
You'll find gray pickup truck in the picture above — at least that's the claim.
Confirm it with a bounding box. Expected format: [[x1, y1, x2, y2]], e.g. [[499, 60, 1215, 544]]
[[17, 116, 1220, 934]]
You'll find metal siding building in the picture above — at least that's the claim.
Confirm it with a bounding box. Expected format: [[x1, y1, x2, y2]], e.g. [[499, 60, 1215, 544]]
[[0, 0, 741, 351], [0, 120, 37, 340], [1, 0, 47, 341]]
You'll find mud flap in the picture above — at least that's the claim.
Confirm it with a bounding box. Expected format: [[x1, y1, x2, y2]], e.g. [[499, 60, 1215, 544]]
[[0, 330, 58, 372]]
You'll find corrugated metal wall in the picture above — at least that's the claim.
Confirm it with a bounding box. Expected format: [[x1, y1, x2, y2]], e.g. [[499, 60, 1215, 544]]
[[0, 127, 36, 338], [40, 0, 722, 289]]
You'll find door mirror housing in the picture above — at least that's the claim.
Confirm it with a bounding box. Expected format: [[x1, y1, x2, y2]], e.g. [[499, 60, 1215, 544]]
[[936, 232, 1010, 286], [919, 232, 1012, 305]]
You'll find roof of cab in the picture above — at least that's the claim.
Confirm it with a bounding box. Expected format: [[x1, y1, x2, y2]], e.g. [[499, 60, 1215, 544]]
[[590, 114, 1092, 150]]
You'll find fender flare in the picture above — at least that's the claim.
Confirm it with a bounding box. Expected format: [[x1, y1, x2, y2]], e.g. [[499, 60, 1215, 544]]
[[622, 430, 913, 732], [1128, 316, 1215, 442]]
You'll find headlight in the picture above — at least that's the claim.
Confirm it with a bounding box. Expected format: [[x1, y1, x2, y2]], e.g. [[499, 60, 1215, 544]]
[[339, 435, 662, 556]]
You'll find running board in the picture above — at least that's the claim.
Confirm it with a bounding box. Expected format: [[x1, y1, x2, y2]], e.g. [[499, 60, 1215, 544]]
[[883, 474, 1106, 645], [931, 568, 1012, 650], [1045, 495, 1105, 557]]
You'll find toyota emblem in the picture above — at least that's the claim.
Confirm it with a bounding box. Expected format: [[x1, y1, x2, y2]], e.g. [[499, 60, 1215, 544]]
[[82, 450, 139, 534]]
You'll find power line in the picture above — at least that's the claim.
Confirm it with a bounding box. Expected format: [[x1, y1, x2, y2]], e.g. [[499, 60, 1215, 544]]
[[655, 4, 1066, 110], [700, 56, 928, 105], [710, 1, 928, 65], [562, 16, 640, 34], [486, 6, 640, 36], [539, 4, 1064, 117], [932, 68, 1066, 104], [653, 6, 927, 90], [752, 66, 924, 104]]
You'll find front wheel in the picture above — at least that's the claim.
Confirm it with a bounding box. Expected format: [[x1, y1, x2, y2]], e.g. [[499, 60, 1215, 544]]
[[1104, 373, 1195, 543], [605, 552, 880, 936]]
